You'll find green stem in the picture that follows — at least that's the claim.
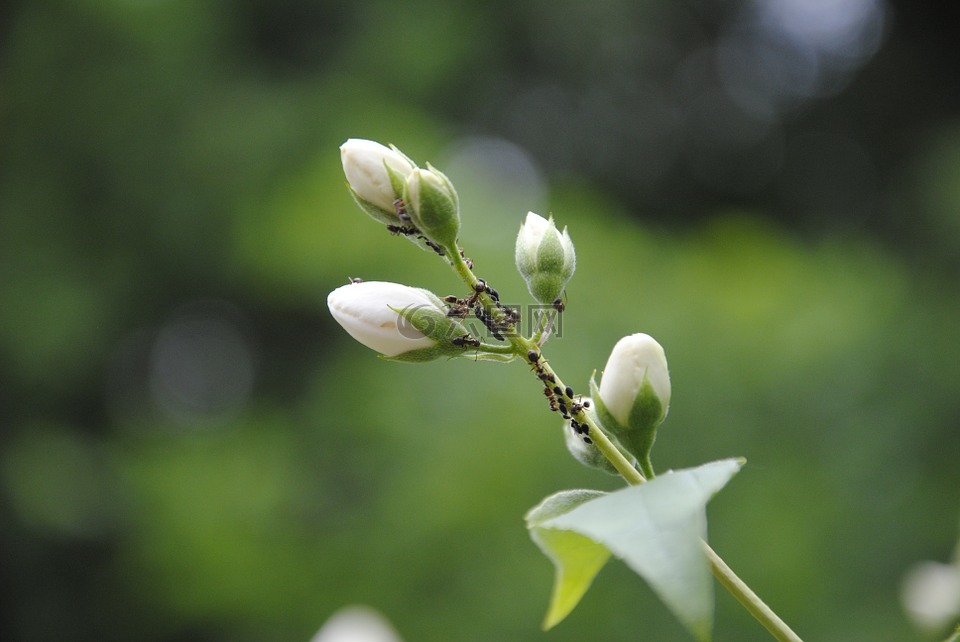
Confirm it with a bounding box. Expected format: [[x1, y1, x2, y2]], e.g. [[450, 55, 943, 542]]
[[446, 244, 802, 642], [704, 544, 803, 642], [530, 350, 645, 484], [637, 454, 656, 481], [449, 249, 480, 289], [474, 342, 516, 355]]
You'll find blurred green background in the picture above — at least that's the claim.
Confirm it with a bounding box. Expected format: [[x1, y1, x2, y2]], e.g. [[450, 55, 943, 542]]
[[2, 0, 959, 640]]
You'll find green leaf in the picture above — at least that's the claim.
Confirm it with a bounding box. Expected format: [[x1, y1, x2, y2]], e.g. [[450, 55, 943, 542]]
[[526, 490, 611, 629], [527, 459, 743, 640]]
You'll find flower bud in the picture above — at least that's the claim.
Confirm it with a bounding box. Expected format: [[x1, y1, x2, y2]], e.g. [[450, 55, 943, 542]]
[[515, 212, 576, 305], [327, 281, 474, 362], [340, 139, 416, 226], [403, 165, 460, 253], [590, 334, 670, 465], [562, 400, 635, 476]]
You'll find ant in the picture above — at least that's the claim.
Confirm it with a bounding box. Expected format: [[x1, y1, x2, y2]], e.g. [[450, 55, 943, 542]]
[[544, 385, 559, 413], [445, 304, 470, 319], [420, 236, 446, 256], [442, 294, 473, 320], [529, 349, 552, 380], [531, 351, 573, 417], [569, 395, 591, 415], [386, 223, 417, 235], [552, 296, 565, 313], [451, 334, 481, 348]]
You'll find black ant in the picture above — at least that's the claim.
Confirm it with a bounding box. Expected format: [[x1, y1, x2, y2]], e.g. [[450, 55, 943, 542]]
[[420, 236, 446, 256], [451, 334, 481, 348], [444, 292, 480, 321], [552, 296, 565, 313], [445, 302, 470, 319]]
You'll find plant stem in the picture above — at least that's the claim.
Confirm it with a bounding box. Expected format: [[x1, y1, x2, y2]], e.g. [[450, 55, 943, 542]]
[[474, 342, 516, 355], [446, 245, 803, 642], [531, 351, 646, 483], [704, 544, 803, 642]]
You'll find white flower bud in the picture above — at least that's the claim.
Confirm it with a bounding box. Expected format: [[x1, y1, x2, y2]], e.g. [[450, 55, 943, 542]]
[[404, 165, 460, 252], [327, 281, 436, 357], [591, 334, 670, 468], [901, 561, 960, 631], [515, 212, 576, 305], [340, 139, 416, 224], [598, 333, 670, 427], [328, 280, 482, 362]]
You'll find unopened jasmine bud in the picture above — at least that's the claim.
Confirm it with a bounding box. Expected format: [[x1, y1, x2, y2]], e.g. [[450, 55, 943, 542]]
[[591, 333, 671, 466], [404, 165, 460, 253], [340, 139, 416, 226], [515, 212, 576, 305], [327, 281, 473, 362]]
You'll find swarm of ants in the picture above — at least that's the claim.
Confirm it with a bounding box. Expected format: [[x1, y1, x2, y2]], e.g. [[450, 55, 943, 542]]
[[441, 278, 519, 343], [528, 349, 592, 444]]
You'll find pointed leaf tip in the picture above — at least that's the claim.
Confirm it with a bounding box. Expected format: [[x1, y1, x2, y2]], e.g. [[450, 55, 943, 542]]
[[530, 459, 742, 640], [526, 490, 610, 629]]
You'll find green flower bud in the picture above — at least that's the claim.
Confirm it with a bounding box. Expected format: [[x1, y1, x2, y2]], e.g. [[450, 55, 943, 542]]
[[515, 212, 576, 305], [590, 334, 671, 466], [340, 138, 416, 226], [403, 165, 460, 254], [327, 281, 477, 362]]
